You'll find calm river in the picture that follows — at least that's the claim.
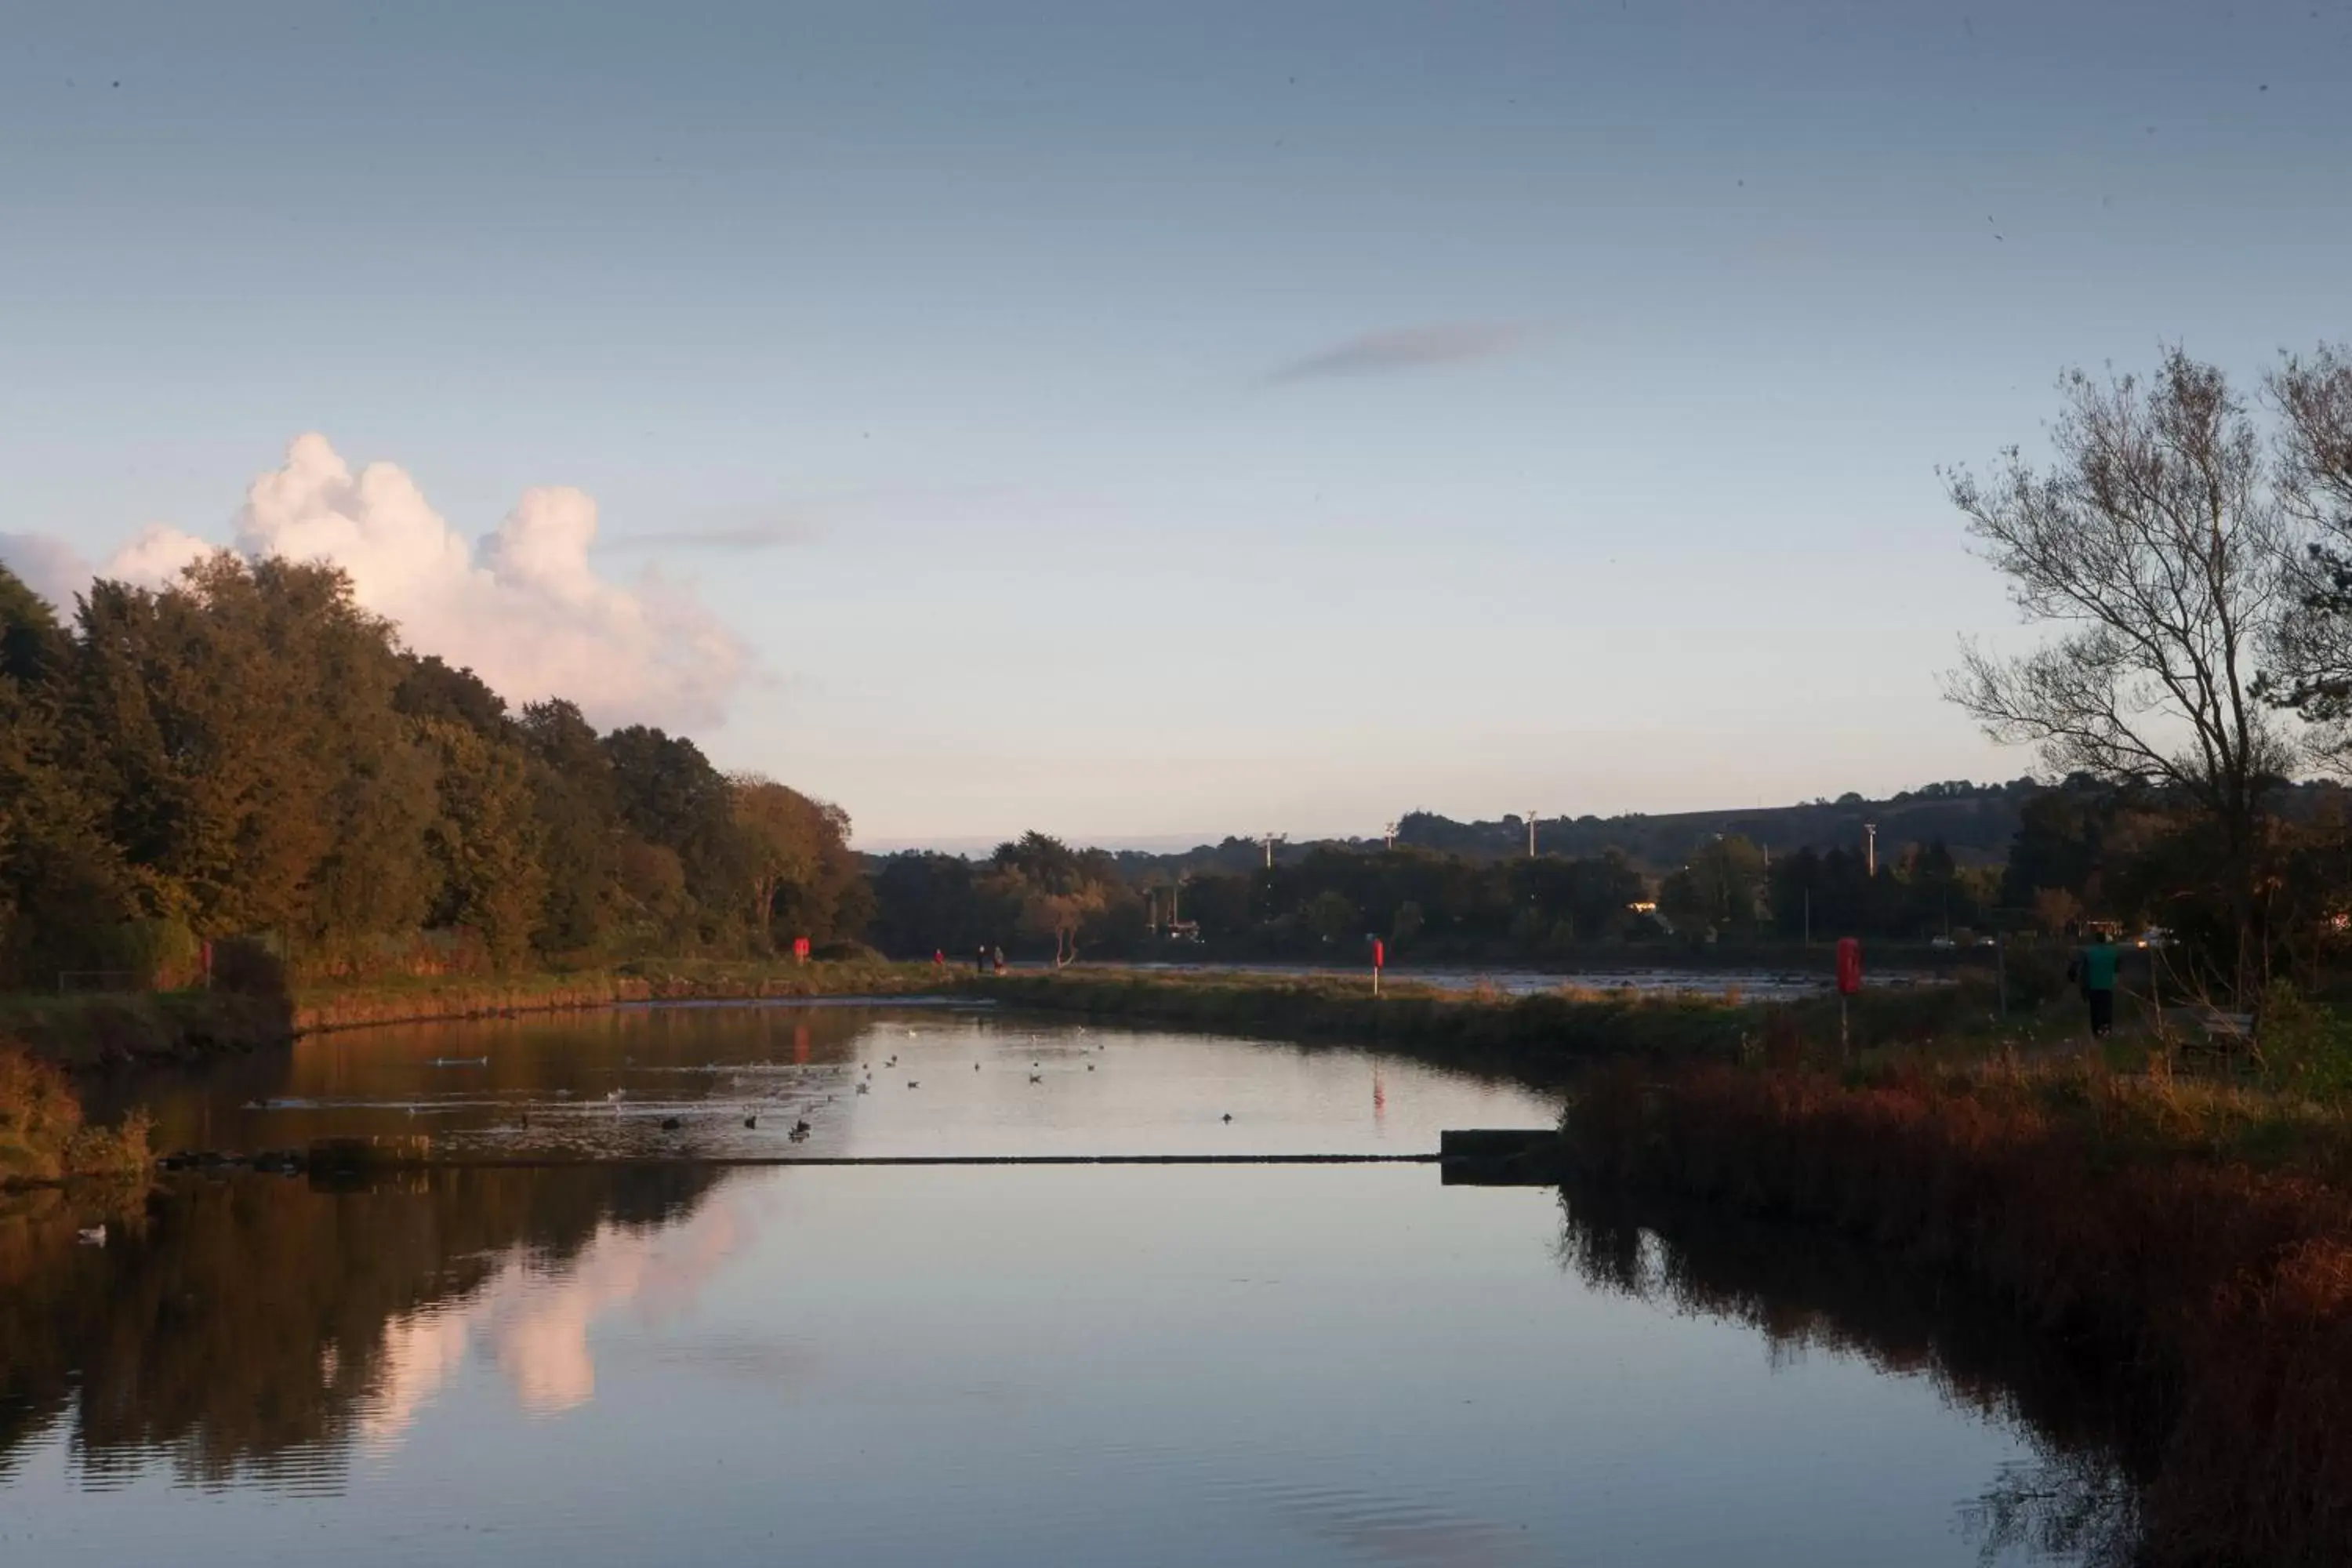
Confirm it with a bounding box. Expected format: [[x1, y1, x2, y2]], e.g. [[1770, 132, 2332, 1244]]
[[5, 1002, 2134, 1565]]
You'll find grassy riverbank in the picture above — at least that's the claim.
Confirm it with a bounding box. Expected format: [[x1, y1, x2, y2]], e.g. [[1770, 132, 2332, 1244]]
[[976, 967, 2027, 1084], [0, 957, 949, 1075], [292, 956, 942, 1034], [1566, 1058, 2352, 1564]]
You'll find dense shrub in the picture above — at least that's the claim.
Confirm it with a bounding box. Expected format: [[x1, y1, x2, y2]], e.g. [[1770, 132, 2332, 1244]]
[[0, 1047, 150, 1182], [209, 935, 289, 1000]]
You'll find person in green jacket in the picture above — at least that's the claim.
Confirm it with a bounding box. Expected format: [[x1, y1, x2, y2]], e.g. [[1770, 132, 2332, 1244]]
[[2072, 934, 2122, 1037]]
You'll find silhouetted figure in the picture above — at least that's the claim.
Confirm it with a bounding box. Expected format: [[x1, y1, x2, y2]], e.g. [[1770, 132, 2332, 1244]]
[[2069, 935, 2122, 1037]]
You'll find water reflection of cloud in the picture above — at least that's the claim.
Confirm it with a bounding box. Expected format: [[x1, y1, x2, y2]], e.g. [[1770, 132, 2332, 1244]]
[[358, 1195, 746, 1452], [360, 1303, 475, 1455]]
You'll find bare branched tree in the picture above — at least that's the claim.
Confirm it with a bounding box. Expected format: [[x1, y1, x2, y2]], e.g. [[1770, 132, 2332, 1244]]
[[1943, 349, 2293, 992], [2263, 343, 2352, 759]]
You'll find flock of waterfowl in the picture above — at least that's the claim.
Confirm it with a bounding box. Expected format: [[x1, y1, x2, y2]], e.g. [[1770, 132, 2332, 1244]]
[[229, 1024, 1242, 1153]]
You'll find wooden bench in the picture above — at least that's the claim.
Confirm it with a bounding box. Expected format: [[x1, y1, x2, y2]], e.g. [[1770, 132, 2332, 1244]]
[[2161, 1005, 2258, 1065]]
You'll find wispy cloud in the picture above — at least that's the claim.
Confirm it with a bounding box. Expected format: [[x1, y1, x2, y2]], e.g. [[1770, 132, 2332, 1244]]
[[1265, 321, 1536, 383], [600, 518, 814, 554]]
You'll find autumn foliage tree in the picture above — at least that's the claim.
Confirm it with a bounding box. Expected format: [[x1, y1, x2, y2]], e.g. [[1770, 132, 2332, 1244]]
[[0, 554, 867, 985]]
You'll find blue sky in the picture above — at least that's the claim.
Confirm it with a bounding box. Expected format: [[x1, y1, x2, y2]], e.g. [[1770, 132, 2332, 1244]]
[[5, 1, 2347, 847]]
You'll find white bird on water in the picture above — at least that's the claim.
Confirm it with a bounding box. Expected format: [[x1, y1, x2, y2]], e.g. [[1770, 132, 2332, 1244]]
[[78, 1224, 106, 1247]]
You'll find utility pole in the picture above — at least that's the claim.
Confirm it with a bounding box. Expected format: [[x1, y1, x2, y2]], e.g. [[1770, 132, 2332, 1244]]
[[1863, 822, 1878, 878], [1261, 833, 1277, 870], [1526, 810, 1538, 859]]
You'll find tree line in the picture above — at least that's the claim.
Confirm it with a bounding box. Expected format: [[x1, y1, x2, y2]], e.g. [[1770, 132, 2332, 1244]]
[[0, 543, 2291, 985], [867, 829, 2015, 963], [12, 342, 2352, 998], [0, 554, 867, 988]]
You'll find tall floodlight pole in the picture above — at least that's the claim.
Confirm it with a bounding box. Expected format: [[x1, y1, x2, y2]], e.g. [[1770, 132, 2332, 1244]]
[[1864, 822, 1878, 878], [1261, 833, 1276, 870], [1526, 811, 1538, 858]]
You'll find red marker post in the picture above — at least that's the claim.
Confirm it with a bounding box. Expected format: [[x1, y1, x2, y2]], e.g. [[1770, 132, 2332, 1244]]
[[793, 935, 811, 966], [1835, 937, 1863, 1058], [1372, 937, 1385, 997]]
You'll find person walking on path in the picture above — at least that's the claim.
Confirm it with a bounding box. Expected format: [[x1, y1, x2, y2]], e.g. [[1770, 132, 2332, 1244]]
[[2071, 932, 2122, 1038]]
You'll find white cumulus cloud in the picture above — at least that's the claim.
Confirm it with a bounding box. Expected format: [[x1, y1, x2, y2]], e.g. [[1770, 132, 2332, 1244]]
[[2, 434, 752, 731]]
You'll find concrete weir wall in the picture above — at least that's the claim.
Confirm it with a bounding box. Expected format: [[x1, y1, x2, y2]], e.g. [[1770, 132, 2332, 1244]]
[[1439, 1128, 1566, 1185]]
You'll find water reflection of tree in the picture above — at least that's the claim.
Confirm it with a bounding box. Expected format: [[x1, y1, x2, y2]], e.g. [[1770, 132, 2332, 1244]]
[[0, 1167, 722, 1491], [98, 1002, 895, 1156], [1555, 1182, 2147, 1568]]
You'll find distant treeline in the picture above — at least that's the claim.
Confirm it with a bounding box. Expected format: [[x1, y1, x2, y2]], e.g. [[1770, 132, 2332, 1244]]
[[869, 829, 2004, 963], [1390, 784, 2036, 869], [0, 557, 867, 988], [1087, 782, 2035, 882], [873, 774, 2352, 967]]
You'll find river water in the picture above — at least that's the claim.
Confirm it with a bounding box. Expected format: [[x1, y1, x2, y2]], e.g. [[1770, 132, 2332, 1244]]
[[5, 1002, 2135, 1566]]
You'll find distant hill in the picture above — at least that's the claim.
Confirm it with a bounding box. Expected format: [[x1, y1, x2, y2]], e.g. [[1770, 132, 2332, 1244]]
[[1393, 779, 2040, 872], [879, 777, 2352, 884], [1096, 779, 2045, 882]]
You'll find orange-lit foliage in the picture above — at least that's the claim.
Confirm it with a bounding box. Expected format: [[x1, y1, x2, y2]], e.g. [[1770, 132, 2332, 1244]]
[[0, 1047, 148, 1182]]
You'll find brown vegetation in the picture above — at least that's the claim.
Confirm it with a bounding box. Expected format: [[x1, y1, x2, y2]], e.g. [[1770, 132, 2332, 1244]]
[[291, 956, 938, 1036], [0, 1047, 151, 1185], [1566, 1059, 2352, 1564]]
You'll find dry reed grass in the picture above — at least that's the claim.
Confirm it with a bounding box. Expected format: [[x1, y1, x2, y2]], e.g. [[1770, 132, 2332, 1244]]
[[1567, 1058, 2352, 1564]]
